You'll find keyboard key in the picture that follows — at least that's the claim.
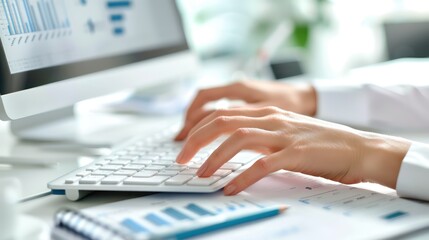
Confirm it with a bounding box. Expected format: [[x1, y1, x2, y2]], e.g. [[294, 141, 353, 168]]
[[113, 170, 137, 176], [188, 163, 203, 169], [151, 160, 174, 166], [161, 142, 182, 148], [133, 160, 152, 165], [145, 165, 165, 171], [122, 165, 145, 171], [99, 165, 122, 171], [85, 165, 100, 172], [149, 151, 167, 156], [164, 152, 180, 158], [143, 155, 160, 160], [119, 156, 139, 161], [229, 152, 259, 164], [213, 169, 232, 177], [160, 156, 176, 161], [220, 163, 242, 171], [134, 147, 153, 152], [65, 177, 80, 184], [91, 170, 114, 176], [79, 176, 104, 184], [198, 149, 213, 154], [165, 175, 193, 185], [76, 171, 91, 177], [134, 170, 158, 178], [101, 176, 127, 185], [157, 170, 179, 176], [123, 176, 170, 185], [110, 160, 131, 166], [187, 177, 221, 186], [180, 169, 198, 175], [94, 160, 110, 166], [195, 152, 209, 158], [191, 157, 204, 162], [166, 164, 188, 171], [155, 147, 174, 152]]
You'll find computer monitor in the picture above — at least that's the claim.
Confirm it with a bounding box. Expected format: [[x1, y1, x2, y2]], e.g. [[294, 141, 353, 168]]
[[0, 0, 198, 144]]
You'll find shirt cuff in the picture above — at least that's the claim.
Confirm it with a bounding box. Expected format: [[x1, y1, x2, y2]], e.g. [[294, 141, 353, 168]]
[[396, 142, 429, 201], [313, 82, 370, 126]]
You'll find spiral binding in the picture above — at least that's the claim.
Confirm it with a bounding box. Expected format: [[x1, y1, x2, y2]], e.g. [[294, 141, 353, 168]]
[[53, 208, 133, 240]]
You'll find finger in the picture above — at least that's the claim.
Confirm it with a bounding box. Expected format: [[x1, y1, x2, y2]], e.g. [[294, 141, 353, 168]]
[[175, 108, 214, 141], [197, 128, 282, 177], [224, 150, 288, 195], [245, 102, 271, 109], [183, 83, 258, 124], [176, 116, 267, 164], [188, 107, 279, 137]]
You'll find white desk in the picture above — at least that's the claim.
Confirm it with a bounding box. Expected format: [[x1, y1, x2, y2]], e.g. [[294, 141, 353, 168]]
[[1, 111, 429, 239], [3, 59, 429, 238]]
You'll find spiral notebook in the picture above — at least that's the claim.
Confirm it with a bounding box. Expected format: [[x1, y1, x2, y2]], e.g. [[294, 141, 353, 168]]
[[51, 193, 278, 240]]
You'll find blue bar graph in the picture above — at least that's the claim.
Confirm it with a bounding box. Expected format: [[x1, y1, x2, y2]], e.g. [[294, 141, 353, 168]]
[[185, 203, 215, 217], [144, 213, 171, 227], [113, 27, 123, 35], [107, 1, 130, 8], [1, 0, 70, 36], [23, 0, 34, 31], [12, 2, 23, 33], [162, 207, 194, 221], [121, 218, 149, 233], [107, 0, 131, 36], [110, 14, 123, 22]]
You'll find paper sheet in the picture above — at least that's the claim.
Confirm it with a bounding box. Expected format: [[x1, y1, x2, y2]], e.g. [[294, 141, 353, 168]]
[[225, 171, 429, 239], [82, 171, 429, 239]]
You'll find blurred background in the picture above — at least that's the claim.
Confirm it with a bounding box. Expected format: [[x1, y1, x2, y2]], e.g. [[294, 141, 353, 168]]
[[177, 0, 429, 79]]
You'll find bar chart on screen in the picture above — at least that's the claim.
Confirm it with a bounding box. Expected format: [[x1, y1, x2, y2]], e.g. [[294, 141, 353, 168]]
[[0, 0, 71, 45], [106, 0, 132, 37], [0, 0, 182, 74]]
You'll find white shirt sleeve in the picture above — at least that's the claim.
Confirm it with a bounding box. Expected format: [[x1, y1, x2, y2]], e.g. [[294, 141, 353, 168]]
[[396, 142, 429, 201], [313, 82, 429, 200], [314, 82, 429, 130]]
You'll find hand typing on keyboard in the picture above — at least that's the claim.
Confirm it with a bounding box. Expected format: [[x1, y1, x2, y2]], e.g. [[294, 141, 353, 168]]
[[175, 82, 409, 197], [50, 81, 408, 201], [49, 126, 260, 200]]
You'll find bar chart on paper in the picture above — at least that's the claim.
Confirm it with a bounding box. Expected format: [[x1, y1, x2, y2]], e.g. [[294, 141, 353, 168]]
[[1, 0, 71, 44], [82, 194, 271, 239]]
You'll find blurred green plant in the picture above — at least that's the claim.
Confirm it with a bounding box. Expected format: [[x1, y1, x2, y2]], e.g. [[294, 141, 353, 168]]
[[290, 0, 329, 51]]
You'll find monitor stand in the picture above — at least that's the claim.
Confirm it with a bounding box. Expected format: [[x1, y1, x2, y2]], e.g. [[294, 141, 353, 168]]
[[10, 106, 181, 148]]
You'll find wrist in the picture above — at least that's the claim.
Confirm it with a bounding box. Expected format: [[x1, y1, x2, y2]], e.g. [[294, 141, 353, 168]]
[[360, 133, 411, 189], [298, 84, 317, 116]]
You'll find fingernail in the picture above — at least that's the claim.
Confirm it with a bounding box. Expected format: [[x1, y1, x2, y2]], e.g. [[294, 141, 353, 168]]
[[176, 151, 184, 163], [197, 163, 208, 176], [174, 130, 184, 141], [224, 185, 236, 195]]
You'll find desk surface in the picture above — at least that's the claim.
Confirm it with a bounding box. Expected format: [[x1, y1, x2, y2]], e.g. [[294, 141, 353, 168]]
[[2, 113, 429, 240], [3, 68, 429, 238]]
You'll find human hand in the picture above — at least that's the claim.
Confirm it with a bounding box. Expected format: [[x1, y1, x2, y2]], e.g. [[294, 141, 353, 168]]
[[176, 106, 411, 195], [175, 80, 317, 141]]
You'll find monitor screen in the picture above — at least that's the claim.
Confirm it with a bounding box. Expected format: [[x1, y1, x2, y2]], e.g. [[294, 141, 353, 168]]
[[0, 0, 188, 95]]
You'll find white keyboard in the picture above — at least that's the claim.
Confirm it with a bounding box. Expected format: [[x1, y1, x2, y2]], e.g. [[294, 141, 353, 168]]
[[48, 127, 261, 201]]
